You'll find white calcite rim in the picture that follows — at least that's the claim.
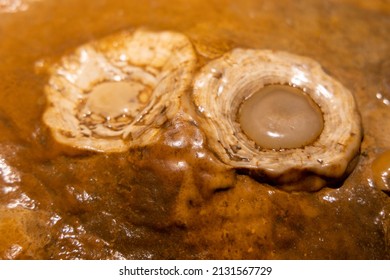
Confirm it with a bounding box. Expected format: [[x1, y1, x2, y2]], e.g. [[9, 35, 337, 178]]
[[192, 49, 362, 191], [43, 29, 196, 152]]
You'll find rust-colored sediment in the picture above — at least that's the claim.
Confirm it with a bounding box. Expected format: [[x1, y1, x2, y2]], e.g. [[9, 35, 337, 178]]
[[0, 0, 389, 259]]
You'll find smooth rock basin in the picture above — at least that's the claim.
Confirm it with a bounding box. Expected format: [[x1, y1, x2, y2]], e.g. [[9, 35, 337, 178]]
[[239, 84, 324, 149]]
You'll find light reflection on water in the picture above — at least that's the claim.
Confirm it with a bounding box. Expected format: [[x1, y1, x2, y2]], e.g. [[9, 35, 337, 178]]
[[0, 157, 21, 185], [322, 194, 337, 203], [376, 92, 390, 106], [0, 0, 33, 13], [6, 192, 36, 210], [0, 157, 36, 209]]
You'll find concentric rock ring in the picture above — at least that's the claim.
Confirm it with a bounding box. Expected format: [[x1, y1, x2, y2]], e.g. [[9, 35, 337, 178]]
[[43, 29, 196, 152], [192, 49, 362, 191]]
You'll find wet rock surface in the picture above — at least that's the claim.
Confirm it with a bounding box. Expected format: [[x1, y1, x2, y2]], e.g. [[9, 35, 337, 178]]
[[0, 0, 389, 259]]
